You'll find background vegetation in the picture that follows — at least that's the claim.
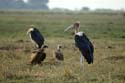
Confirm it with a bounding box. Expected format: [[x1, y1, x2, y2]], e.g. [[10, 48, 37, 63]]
[[0, 10, 125, 83], [0, 0, 49, 10]]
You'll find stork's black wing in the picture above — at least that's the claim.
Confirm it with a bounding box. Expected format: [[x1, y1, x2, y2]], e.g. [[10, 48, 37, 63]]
[[75, 33, 94, 64], [31, 28, 44, 48], [82, 33, 94, 53]]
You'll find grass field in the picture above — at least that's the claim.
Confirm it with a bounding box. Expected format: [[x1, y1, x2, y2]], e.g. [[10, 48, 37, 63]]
[[0, 10, 125, 83]]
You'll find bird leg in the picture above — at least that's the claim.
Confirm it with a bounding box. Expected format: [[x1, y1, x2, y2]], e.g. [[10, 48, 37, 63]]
[[80, 55, 84, 68]]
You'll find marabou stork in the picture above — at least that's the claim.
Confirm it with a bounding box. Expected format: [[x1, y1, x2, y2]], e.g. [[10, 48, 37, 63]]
[[29, 45, 48, 65], [64, 21, 94, 66], [27, 25, 44, 48], [54, 45, 64, 61]]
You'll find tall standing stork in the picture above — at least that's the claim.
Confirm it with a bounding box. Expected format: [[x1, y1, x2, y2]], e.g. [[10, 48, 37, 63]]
[[27, 25, 44, 48], [64, 21, 94, 66]]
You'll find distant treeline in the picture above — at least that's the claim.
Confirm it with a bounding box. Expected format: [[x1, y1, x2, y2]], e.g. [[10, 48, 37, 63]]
[[0, 0, 49, 10]]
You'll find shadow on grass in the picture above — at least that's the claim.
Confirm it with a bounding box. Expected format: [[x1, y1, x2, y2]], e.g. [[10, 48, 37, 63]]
[[105, 56, 125, 61], [112, 74, 125, 80]]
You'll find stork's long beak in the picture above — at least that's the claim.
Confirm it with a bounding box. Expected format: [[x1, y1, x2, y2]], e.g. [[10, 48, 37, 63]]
[[64, 24, 73, 32], [27, 29, 30, 35]]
